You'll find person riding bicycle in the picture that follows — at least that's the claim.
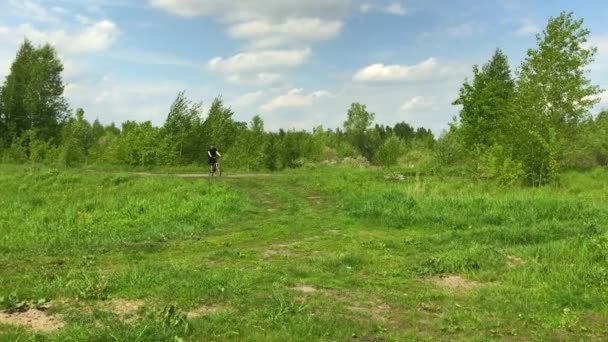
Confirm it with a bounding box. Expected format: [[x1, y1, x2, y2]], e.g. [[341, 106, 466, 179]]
[[207, 144, 221, 167]]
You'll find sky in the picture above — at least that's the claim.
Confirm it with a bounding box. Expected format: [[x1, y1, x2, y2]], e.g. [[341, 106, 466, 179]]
[[0, 0, 607, 134]]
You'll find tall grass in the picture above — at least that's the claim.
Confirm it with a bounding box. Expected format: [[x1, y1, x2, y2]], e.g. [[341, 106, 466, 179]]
[[0, 165, 248, 257]]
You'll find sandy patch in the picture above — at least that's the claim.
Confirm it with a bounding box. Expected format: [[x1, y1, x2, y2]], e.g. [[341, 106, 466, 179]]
[[294, 285, 318, 293], [0, 308, 65, 332], [187, 305, 226, 319], [348, 304, 391, 322], [507, 255, 526, 268], [262, 249, 297, 257], [433, 275, 480, 290]]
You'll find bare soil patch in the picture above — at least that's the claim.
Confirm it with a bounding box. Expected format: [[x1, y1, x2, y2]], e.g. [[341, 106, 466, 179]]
[[187, 305, 226, 319], [103, 299, 144, 316], [433, 275, 481, 290], [507, 255, 526, 268], [0, 308, 65, 332], [262, 249, 297, 257], [348, 303, 391, 322], [294, 285, 318, 293]]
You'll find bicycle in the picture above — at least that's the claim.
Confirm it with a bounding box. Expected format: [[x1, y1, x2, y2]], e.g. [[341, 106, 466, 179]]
[[209, 157, 221, 177]]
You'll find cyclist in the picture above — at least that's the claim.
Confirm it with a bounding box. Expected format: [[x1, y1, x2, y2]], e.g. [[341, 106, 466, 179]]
[[208, 144, 221, 174]]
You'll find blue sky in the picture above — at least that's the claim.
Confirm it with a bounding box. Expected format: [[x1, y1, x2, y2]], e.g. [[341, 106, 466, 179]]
[[1, 0, 607, 133]]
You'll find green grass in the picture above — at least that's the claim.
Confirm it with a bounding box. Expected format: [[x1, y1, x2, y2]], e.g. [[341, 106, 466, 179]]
[[1, 164, 607, 341]]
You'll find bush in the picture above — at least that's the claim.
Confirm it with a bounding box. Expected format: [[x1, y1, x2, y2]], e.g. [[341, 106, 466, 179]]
[[375, 136, 402, 167], [341, 156, 370, 168], [2, 142, 27, 163], [482, 145, 525, 185]]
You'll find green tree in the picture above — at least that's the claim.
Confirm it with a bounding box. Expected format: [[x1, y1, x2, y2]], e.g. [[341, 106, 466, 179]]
[[343, 103, 375, 160], [60, 108, 94, 165], [162, 91, 204, 164], [225, 115, 266, 171], [375, 135, 402, 167], [0, 40, 69, 145], [515, 11, 601, 184], [453, 48, 515, 149], [393, 122, 415, 142], [202, 97, 237, 152]]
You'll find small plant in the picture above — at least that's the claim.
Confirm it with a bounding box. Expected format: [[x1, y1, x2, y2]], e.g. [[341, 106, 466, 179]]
[[76, 277, 110, 301], [160, 305, 190, 334], [0, 292, 50, 313]]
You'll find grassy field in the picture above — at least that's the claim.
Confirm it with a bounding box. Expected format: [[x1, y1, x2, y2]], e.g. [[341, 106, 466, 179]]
[[1, 164, 607, 341]]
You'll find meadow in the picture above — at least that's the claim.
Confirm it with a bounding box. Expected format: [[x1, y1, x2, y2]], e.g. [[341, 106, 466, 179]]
[[1, 164, 607, 341]]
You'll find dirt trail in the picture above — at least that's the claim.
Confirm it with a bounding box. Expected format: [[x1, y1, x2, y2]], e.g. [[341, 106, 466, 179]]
[[125, 172, 276, 179]]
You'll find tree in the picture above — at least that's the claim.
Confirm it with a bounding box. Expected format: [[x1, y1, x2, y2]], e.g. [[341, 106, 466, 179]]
[[515, 11, 601, 184], [162, 91, 204, 164], [59, 108, 94, 165], [393, 122, 415, 142], [344, 103, 376, 160], [0, 40, 69, 145], [453, 48, 515, 149], [225, 115, 266, 170], [202, 97, 237, 151], [375, 136, 402, 167]]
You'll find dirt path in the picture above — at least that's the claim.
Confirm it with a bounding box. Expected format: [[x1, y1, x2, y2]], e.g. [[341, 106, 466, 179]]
[[118, 171, 276, 179]]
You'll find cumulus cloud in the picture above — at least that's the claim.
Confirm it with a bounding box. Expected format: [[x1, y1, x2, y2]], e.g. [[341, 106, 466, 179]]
[[360, 2, 408, 16], [66, 76, 207, 125], [401, 96, 434, 111], [516, 22, 540, 36], [354, 58, 441, 82], [227, 73, 283, 86], [419, 22, 485, 40], [228, 18, 342, 49], [0, 20, 119, 54], [208, 48, 311, 74], [383, 3, 407, 16], [232, 91, 264, 108], [9, 0, 58, 23], [149, 0, 349, 21], [360, 3, 373, 13], [260, 88, 331, 111]]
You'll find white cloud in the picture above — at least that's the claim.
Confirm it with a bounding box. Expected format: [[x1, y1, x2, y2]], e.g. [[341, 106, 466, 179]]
[[76, 14, 93, 25], [0, 20, 119, 54], [232, 91, 264, 108], [9, 0, 58, 23], [208, 48, 311, 74], [359, 2, 408, 16], [590, 35, 608, 59], [228, 18, 342, 49], [516, 22, 540, 36], [66, 76, 209, 125], [587, 35, 608, 71], [419, 22, 485, 40], [227, 73, 283, 86], [260, 88, 331, 111], [401, 96, 433, 111], [149, 0, 349, 21], [383, 3, 407, 16], [109, 50, 197, 68], [354, 58, 443, 82], [360, 3, 373, 13]]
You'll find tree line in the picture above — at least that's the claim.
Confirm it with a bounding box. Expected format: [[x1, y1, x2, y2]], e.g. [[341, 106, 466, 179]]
[[0, 40, 434, 170], [1, 12, 606, 185]]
